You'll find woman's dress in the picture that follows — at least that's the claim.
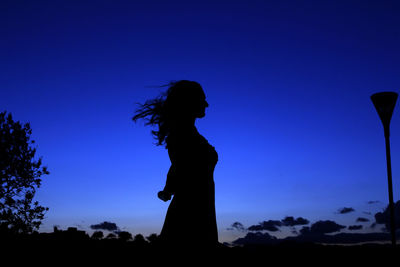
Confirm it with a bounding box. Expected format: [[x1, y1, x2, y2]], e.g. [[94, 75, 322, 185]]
[[160, 127, 218, 246]]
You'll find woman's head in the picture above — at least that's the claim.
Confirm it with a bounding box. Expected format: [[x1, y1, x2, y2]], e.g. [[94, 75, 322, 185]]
[[164, 80, 208, 120], [133, 80, 208, 146]]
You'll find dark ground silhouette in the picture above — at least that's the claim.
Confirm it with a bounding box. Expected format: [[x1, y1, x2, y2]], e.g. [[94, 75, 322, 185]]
[[1, 228, 399, 265]]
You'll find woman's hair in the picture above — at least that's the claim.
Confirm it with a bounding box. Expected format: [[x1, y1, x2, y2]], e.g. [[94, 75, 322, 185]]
[[132, 80, 203, 146]]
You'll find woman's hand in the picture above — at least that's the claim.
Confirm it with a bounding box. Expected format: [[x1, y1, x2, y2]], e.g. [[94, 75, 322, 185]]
[[158, 190, 171, 202]]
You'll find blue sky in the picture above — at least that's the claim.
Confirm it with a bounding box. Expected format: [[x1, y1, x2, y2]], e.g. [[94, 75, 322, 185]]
[[1, 0, 399, 243]]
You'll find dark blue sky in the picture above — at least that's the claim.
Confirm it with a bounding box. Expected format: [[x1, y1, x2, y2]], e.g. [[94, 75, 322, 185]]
[[1, 0, 399, 242]]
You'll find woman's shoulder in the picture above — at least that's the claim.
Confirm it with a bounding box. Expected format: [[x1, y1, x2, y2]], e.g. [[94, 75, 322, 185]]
[[166, 128, 207, 148]]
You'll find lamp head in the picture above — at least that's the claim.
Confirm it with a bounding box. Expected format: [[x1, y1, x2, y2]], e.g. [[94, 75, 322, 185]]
[[371, 92, 398, 135]]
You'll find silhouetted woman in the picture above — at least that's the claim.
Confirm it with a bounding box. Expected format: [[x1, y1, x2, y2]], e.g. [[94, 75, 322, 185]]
[[133, 80, 219, 248]]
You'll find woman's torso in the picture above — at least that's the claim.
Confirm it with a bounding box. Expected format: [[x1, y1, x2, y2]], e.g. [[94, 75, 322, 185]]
[[166, 127, 218, 197]]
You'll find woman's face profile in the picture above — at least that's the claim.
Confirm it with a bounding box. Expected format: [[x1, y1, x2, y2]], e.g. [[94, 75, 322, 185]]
[[193, 90, 209, 118]]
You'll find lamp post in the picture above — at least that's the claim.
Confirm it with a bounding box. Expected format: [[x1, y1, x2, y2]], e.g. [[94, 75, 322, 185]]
[[371, 91, 398, 246]]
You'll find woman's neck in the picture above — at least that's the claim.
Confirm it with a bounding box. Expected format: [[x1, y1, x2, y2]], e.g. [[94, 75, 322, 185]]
[[170, 118, 197, 133]]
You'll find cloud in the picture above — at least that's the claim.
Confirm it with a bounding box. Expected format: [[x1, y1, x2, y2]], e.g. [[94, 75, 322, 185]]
[[367, 200, 381, 204], [246, 216, 310, 232], [356, 217, 370, 223], [306, 220, 346, 234], [232, 231, 278, 245], [231, 216, 398, 245], [227, 222, 246, 232], [348, 225, 363, 230], [281, 216, 309, 226], [337, 207, 355, 214], [90, 221, 120, 232], [293, 232, 394, 244], [248, 220, 282, 232], [299, 226, 310, 235], [232, 231, 394, 245], [291, 229, 299, 235], [374, 200, 400, 231]]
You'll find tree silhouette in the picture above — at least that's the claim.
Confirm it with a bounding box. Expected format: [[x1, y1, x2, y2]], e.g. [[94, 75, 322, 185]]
[[133, 234, 146, 245], [118, 231, 133, 242], [0, 111, 49, 234], [106, 233, 116, 239], [146, 233, 159, 244], [91, 231, 104, 240]]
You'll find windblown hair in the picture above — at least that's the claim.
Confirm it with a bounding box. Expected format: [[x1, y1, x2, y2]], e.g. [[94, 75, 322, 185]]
[[132, 80, 203, 146]]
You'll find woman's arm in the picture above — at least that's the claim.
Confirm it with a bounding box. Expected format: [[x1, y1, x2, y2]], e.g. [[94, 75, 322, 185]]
[[158, 165, 175, 202], [164, 165, 176, 194], [160, 133, 199, 199]]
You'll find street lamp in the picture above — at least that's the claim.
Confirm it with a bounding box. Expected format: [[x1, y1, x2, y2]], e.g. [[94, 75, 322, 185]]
[[371, 91, 398, 246]]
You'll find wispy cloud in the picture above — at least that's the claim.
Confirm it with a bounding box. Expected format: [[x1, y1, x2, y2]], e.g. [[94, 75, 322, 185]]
[[227, 222, 246, 232], [348, 225, 363, 230], [337, 207, 355, 214], [356, 217, 370, 223], [248, 220, 282, 232], [281, 216, 309, 226], [90, 221, 120, 233]]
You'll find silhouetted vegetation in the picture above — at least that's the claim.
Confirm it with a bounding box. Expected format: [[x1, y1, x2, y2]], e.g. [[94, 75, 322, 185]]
[[118, 231, 133, 242], [91, 230, 104, 240], [1, 226, 398, 265], [0, 111, 49, 235]]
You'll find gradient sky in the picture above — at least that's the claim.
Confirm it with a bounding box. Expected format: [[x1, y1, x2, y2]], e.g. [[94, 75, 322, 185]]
[[1, 0, 400, 243]]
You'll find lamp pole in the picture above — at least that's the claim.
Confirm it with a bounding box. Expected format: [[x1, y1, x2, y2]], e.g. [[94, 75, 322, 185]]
[[371, 92, 398, 246]]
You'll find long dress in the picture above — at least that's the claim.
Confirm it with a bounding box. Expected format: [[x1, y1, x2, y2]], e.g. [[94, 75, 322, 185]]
[[160, 126, 219, 247]]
